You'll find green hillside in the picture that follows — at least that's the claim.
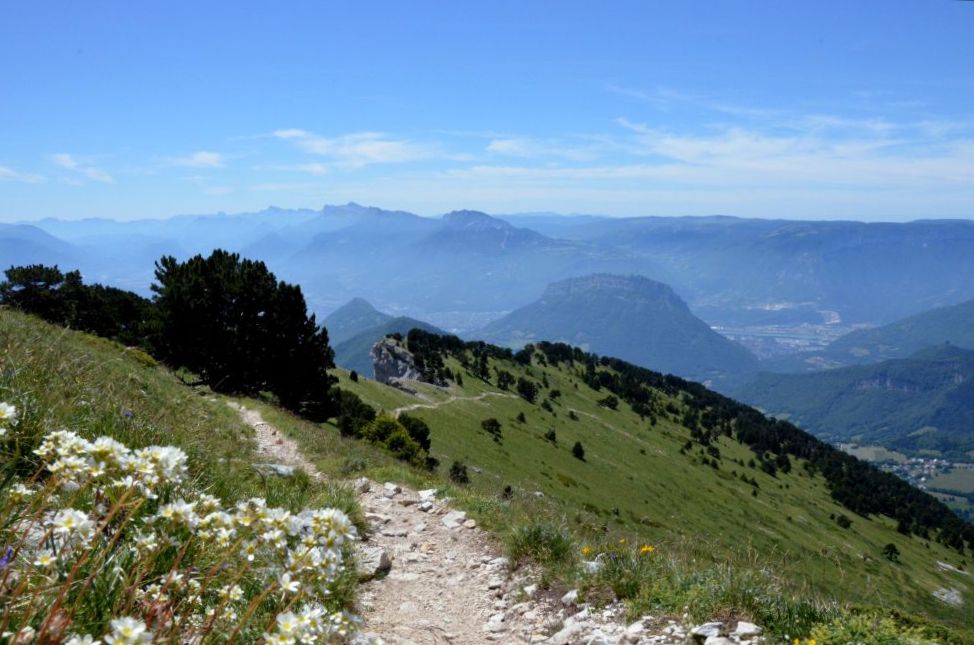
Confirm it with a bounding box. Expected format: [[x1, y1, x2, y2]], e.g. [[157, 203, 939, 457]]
[[325, 331, 973, 635], [480, 273, 759, 389], [333, 315, 444, 376], [323, 297, 394, 345], [4, 307, 973, 640], [764, 298, 974, 373], [739, 344, 974, 459], [0, 308, 363, 639]]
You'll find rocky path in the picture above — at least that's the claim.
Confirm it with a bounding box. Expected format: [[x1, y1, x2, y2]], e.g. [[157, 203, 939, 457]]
[[227, 401, 322, 477], [229, 400, 767, 645]]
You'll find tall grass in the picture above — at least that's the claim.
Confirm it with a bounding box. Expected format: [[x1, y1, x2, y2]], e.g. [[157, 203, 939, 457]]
[[0, 310, 370, 642]]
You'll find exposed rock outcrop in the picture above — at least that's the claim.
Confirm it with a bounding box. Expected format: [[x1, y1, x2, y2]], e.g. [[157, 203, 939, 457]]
[[370, 338, 422, 388]]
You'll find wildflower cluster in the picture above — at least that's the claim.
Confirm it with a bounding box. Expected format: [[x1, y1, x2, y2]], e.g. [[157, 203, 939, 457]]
[[34, 429, 188, 495], [0, 402, 367, 644]]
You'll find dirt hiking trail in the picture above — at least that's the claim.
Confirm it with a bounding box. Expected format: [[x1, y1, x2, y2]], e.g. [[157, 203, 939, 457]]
[[228, 400, 765, 645]]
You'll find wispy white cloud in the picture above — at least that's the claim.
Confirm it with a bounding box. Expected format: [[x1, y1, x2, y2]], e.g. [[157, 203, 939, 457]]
[[273, 129, 435, 167], [486, 137, 601, 162], [52, 153, 113, 183], [266, 162, 330, 176], [168, 150, 225, 168], [0, 164, 45, 183], [453, 125, 974, 192]]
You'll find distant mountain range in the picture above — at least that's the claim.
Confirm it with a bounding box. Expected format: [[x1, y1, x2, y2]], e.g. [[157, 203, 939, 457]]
[[324, 297, 397, 346], [0, 223, 80, 270], [480, 273, 758, 389], [324, 298, 443, 377], [737, 344, 974, 459], [7, 204, 974, 332], [762, 298, 974, 373]]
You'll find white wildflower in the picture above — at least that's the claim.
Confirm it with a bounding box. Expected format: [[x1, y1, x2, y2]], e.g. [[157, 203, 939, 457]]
[[154, 499, 199, 528], [197, 493, 222, 514], [9, 483, 33, 502], [35, 429, 92, 461], [278, 571, 300, 594], [65, 635, 101, 645], [50, 508, 96, 543], [263, 634, 293, 645], [90, 436, 131, 471], [104, 616, 152, 644], [132, 530, 158, 554], [142, 445, 188, 484], [274, 610, 302, 638], [33, 549, 58, 568], [0, 402, 17, 426], [240, 540, 258, 562]]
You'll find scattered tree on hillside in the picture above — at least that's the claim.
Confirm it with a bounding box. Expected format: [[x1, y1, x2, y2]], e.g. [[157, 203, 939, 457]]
[[362, 416, 427, 466], [495, 369, 515, 391], [516, 377, 538, 404], [398, 413, 433, 451], [598, 394, 619, 410], [449, 460, 470, 484], [883, 543, 900, 562], [572, 441, 586, 461], [481, 417, 502, 441], [513, 346, 534, 365], [336, 389, 376, 437]]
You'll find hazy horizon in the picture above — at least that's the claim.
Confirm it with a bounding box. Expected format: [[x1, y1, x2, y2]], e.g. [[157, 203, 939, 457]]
[[4, 201, 974, 226]]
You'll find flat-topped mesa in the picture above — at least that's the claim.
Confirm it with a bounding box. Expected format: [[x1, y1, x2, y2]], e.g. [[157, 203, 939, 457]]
[[540, 273, 681, 303], [370, 337, 422, 389]]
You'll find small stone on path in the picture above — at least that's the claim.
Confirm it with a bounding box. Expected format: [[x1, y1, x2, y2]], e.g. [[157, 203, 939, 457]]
[[441, 510, 467, 529]]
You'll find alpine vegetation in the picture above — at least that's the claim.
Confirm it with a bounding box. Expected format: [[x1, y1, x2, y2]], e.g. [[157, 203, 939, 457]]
[[0, 402, 364, 644]]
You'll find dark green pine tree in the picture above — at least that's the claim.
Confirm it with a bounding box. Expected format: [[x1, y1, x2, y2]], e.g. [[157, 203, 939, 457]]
[[151, 250, 337, 420]]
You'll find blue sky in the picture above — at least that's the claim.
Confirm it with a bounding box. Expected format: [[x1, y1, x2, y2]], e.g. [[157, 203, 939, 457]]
[[1, 0, 973, 221]]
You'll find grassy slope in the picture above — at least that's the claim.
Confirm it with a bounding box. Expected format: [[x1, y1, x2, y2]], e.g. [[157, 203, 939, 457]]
[[330, 359, 973, 633], [0, 308, 363, 575], [6, 308, 970, 636]]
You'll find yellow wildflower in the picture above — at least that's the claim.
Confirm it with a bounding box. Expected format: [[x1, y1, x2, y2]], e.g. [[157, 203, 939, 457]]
[[581, 546, 593, 556], [640, 544, 655, 554]]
